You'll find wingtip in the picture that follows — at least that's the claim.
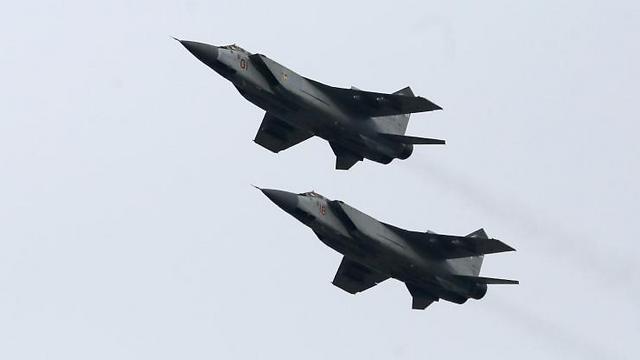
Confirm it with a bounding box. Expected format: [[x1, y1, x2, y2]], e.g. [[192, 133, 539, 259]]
[[491, 238, 517, 252], [503, 241, 517, 252], [416, 96, 443, 111]]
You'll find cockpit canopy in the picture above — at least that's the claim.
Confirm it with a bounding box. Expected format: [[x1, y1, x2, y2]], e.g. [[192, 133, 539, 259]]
[[219, 44, 249, 54], [299, 191, 325, 199]]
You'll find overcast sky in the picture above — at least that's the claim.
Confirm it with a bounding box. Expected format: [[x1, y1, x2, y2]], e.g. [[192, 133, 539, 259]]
[[1, 1, 639, 359]]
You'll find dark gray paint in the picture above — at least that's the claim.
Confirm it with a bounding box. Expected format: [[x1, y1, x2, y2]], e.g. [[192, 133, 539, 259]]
[[3, 2, 638, 358], [177, 40, 445, 170], [259, 187, 517, 309]]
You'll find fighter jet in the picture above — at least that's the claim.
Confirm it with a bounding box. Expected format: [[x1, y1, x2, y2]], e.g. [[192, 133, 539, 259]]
[[258, 187, 518, 309], [177, 39, 445, 170]]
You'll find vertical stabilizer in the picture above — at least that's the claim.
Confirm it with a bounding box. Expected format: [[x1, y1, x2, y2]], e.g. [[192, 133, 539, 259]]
[[445, 228, 488, 276], [465, 228, 487, 276], [371, 86, 414, 135]]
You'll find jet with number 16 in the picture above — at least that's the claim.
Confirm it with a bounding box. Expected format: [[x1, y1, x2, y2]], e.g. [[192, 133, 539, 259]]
[[258, 187, 518, 309]]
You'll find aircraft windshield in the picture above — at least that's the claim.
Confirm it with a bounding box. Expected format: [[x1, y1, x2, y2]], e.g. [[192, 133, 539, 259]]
[[219, 44, 249, 54], [300, 191, 324, 199]]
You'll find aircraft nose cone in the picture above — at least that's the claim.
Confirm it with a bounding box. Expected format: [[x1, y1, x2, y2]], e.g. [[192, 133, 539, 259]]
[[261, 188, 299, 213], [177, 39, 219, 67]]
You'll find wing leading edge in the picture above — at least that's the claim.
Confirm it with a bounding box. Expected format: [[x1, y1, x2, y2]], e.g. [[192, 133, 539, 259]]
[[385, 225, 516, 259], [424, 233, 515, 259], [308, 79, 442, 117]]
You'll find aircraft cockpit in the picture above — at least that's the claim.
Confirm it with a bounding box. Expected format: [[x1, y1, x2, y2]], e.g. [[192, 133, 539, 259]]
[[219, 44, 249, 54], [300, 191, 325, 199]]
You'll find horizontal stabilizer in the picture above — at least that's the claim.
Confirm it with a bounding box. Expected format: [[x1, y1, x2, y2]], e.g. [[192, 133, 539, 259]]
[[380, 133, 446, 145], [452, 275, 519, 285]]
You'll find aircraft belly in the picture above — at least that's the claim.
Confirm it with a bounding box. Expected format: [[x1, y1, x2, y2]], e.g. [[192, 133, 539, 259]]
[[313, 225, 377, 260], [325, 202, 428, 279], [235, 85, 286, 114], [240, 79, 399, 164], [339, 241, 439, 287], [280, 112, 323, 133], [315, 202, 468, 296]]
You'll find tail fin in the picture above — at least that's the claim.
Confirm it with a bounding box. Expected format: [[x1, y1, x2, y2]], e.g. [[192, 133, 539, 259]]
[[465, 228, 488, 276], [439, 228, 489, 276], [393, 86, 414, 97], [371, 86, 414, 135]]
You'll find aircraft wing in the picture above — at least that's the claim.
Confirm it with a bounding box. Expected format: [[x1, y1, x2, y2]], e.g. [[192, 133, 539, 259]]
[[423, 233, 515, 259], [254, 112, 313, 153], [332, 256, 389, 294], [308, 79, 442, 117], [385, 225, 516, 259]]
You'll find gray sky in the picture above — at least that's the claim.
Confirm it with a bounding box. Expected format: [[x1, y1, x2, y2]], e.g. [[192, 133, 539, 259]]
[[1, 1, 638, 359]]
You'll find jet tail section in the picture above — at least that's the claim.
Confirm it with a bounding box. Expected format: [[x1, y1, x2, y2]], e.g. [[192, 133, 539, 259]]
[[444, 228, 487, 276], [371, 87, 414, 135], [451, 275, 519, 285], [379, 133, 446, 145], [405, 283, 438, 310], [465, 228, 487, 276]]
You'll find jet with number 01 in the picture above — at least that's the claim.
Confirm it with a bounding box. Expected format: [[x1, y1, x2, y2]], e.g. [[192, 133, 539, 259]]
[[258, 187, 518, 309], [177, 39, 445, 170]]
